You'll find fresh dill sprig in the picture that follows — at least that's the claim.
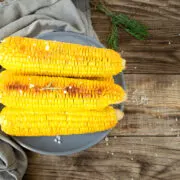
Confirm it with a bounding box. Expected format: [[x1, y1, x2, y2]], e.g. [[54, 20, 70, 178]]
[[112, 14, 149, 40], [96, 2, 149, 50], [107, 23, 119, 51]]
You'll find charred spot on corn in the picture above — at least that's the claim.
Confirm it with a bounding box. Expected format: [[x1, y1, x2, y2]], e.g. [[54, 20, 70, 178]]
[[7, 82, 28, 90]]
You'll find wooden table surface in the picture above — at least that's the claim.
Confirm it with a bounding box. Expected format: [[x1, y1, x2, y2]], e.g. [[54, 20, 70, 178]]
[[24, 1, 180, 179]]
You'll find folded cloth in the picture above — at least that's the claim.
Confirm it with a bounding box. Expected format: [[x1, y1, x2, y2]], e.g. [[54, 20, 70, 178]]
[[0, 131, 27, 180], [0, 0, 97, 179], [0, 0, 97, 40]]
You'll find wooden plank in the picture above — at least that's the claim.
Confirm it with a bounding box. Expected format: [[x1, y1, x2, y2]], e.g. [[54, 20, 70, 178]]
[[91, 0, 180, 74], [111, 74, 180, 136], [125, 74, 180, 108], [111, 107, 180, 136], [24, 137, 180, 180], [103, 0, 180, 19]]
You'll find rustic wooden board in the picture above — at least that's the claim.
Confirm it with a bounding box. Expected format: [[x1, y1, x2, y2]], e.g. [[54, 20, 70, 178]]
[[24, 137, 180, 180], [91, 0, 180, 74], [110, 74, 180, 136]]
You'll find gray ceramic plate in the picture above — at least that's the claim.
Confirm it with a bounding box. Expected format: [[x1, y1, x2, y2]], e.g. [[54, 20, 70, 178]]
[[12, 32, 125, 155]]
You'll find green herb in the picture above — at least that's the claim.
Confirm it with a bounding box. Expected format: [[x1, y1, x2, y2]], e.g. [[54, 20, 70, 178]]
[[107, 23, 119, 51], [95, 2, 149, 50]]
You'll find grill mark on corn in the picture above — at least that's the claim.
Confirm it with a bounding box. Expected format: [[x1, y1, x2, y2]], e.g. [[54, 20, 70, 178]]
[[7, 82, 28, 90], [6, 83, 104, 97], [64, 86, 95, 98], [20, 45, 26, 52], [7, 82, 41, 92]]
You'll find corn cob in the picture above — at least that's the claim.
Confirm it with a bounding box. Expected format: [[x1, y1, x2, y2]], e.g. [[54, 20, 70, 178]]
[[0, 36, 125, 77], [0, 107, 123, 136], [0, 71, 126, 110]]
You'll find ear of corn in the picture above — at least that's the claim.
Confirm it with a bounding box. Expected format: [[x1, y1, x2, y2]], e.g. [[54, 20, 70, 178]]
[[0, 107, 123, 136], [0, 36, 125, 77], [0, 71, 126, 110]]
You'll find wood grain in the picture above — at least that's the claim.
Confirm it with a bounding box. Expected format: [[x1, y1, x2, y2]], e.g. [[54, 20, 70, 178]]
[[110, 74, 180, 136], [91, 0, 180, 74], [125, 74, 180, 108], [24, 137, 180, 180]]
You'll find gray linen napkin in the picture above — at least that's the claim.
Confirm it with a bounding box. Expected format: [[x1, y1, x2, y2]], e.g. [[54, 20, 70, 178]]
[[0, 0, 97, 179], [0, 0, 97, 40], [0, 131, 27, 180]]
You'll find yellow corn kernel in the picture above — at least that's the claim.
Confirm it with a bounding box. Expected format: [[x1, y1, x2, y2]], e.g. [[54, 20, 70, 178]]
[[0, 107, 124, 136], [0, 71, 126, 110], [0, 36, 125, 77]]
